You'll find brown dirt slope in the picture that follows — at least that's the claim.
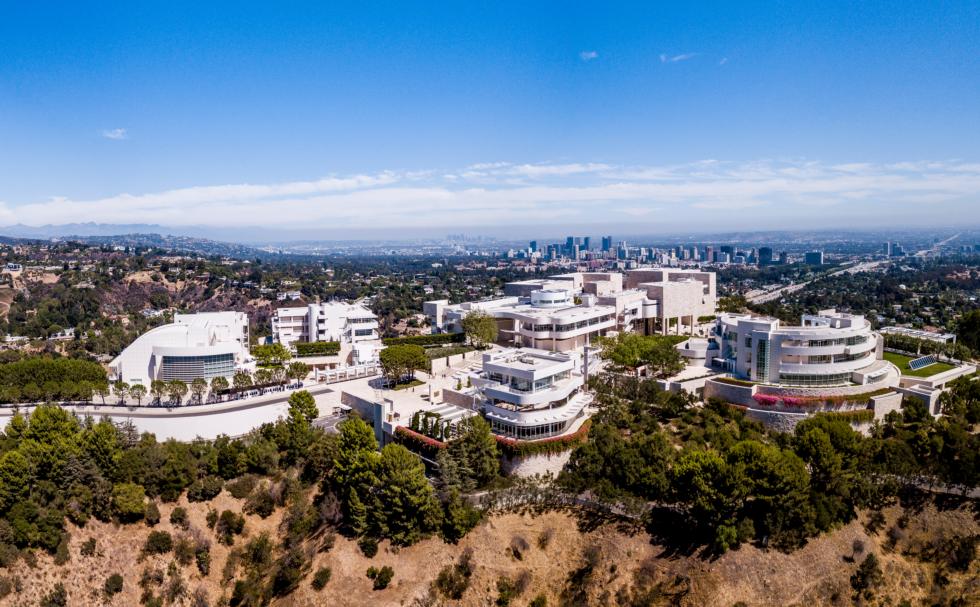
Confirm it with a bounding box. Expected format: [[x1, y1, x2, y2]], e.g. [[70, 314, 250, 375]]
[[1, 501, 976, 607]]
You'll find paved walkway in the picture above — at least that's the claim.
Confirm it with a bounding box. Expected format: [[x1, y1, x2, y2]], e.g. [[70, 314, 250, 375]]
[[0, 381, 343, 441]]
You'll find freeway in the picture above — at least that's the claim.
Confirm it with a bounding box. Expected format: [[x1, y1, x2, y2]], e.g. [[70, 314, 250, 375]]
[[747, 260, 888, 304]]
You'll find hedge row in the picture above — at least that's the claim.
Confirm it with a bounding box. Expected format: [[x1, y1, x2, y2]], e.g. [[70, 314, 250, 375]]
[[294, 341, 341, 357], [821, 409, 875, 424], [382, 333, 465, 347], [495, 420, 592, 458], [713, 376, 756, 387], [393, 426, 447, 458]]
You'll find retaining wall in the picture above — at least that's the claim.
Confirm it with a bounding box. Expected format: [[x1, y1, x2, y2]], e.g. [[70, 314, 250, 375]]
[[501, 449, 573, 477]]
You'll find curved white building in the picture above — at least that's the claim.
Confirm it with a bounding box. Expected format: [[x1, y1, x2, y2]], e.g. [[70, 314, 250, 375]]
[[426, 288, 616, 352], [110, 312, 251, 386], [713, 309, 893, 387], [473, 348, 591, 439], [704, 310, 903, 432]]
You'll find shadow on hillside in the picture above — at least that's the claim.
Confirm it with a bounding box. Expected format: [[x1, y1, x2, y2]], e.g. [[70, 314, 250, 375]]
[[642, 507, 710, 559]]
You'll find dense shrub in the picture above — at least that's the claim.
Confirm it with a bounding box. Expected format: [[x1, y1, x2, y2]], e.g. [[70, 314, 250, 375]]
[[40, 582, 68, 607], [0, 357, 107, 403], [381, 333, 464, 347], [366, 565, 394, 590], [216, 510, 245, 545], [169, 507, 189, 529], [187, 477, 223, 502], [112, 483, 147, 522], [144, 501, 161, 526], [434, 548, 474, 599], [104, 573, 124, 596], [294, 341, 341, 357], [311, 566, 332, 590], [142, 531, 173, 555], [226, 475, 258, 499], [358, 537, 378, 558], [80, 537, 97, 556]]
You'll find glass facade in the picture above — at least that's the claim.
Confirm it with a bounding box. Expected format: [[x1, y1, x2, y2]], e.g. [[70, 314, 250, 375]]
[[755, 339, 770, 383], [778, 371, 852, 386], [159, 353, 235, 382], [489, 418, 571, 439]]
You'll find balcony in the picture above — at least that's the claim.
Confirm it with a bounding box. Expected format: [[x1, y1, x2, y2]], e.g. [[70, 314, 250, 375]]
[[483, 374, 583, 407]]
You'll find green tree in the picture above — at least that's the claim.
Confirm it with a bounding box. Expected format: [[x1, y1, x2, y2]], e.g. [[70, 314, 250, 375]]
[[112, 482, 146, 522], [129, 383, 147, 405], [287, 361, 310, 383], [461, 311, 498, 349], [166, 379, 188, 405], [190, 378, 208, 404], [445, 416, 499, 490], [956, 309, 980, 354], [372, 444, 442, 545], [0, 451, 29, 513], [253, 343, 292, 367], [150, 380, 167, 404], [379, 344, 428, 384], [332, 417, 380, 531], [233, 370, 254, 391], [441, 488, 481, 544], [114, 381, 129, 405], [210, 376, 229, 395], [288, 390, 319, 423], [641, 337, 685, 379]]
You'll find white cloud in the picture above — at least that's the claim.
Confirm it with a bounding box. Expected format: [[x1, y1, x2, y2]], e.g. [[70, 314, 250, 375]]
[[101, 128, 128, 140], [3, 159, 979, 231], [579, 50, 598, 61], [660, 53, 697, 63]]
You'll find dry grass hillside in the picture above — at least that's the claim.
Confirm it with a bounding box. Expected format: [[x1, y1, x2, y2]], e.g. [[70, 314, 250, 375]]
[[0, 493, 976, 607]]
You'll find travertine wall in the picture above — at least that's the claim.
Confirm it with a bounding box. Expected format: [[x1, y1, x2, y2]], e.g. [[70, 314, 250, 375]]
[[501, 449, 573, 477]]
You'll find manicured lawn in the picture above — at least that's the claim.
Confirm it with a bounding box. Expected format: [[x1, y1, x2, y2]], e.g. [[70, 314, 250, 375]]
[[392, 379, 425, 391], [424, 345, 476, 360], [883, 351, 956, 377]]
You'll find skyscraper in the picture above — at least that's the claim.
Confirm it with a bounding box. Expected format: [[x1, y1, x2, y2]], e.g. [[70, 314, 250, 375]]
[[804, 251, 824, 265], [529, 240, 538, 253], [601, 236, 613, 252], [583, 236, 591, 251], [759, 247, 773, 266]]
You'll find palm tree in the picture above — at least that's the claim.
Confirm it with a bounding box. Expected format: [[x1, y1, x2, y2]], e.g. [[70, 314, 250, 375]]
[[94, 382, 110, 405], [130, 383, 147, 406], [150, 380, 167, 405], [114, 381, 129, 405], [167, 380, 188, 406], [190, 378, 208, 404], [233, 370, 253, 392]]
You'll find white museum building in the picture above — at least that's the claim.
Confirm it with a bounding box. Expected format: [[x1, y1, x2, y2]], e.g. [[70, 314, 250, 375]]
[[109, 312, 252, 386]]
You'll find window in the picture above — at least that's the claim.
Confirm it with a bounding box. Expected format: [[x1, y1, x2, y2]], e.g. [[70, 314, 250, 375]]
[[778, 372, 851, 386], [159, 353, 235, 382], [755, 339, 770, 383]]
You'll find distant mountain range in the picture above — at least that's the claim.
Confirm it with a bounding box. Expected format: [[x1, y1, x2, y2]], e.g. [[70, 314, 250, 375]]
[[0, 224, 267, 259]]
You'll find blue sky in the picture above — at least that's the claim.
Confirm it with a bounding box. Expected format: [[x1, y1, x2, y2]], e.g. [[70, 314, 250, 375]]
[[1, 2, 979, 236]]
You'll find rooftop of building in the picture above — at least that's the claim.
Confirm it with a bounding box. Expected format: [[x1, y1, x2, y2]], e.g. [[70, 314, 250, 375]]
[[482, 348, 577, 373]]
